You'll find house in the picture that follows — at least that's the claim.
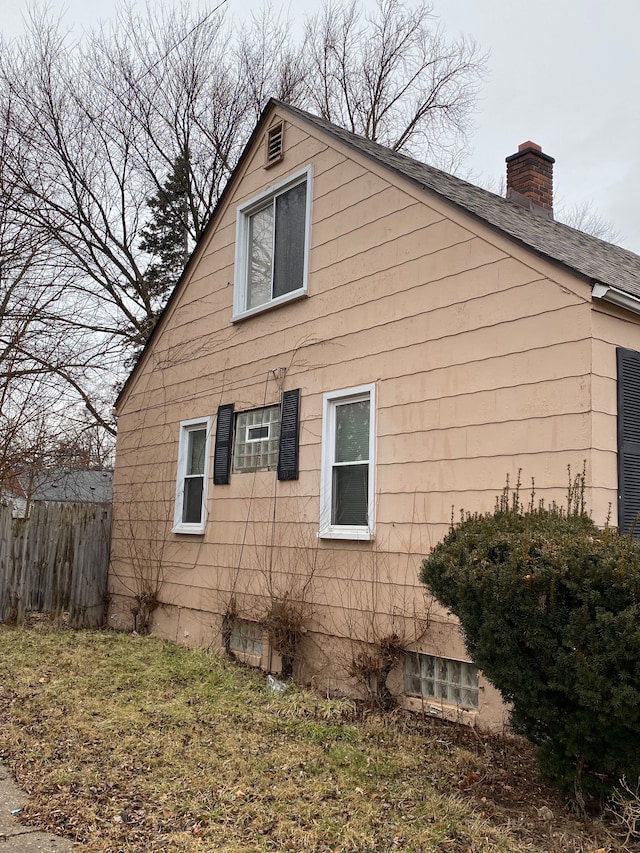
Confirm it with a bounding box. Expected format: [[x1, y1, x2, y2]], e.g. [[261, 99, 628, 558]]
[[0, 472, 28, 518], [109, 99, 640, 729]]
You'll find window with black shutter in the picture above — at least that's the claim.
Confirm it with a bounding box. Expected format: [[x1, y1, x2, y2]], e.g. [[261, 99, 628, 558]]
[[233, 405, 280, 472], [213, 393, 301, 484], [617, 347, 640, 534]]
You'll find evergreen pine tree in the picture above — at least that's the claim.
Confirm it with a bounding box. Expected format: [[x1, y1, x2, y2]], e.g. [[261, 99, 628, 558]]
[[137, 153, 192, 345]]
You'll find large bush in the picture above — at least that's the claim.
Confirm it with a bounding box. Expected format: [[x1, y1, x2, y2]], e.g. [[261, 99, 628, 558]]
[[420, 484, 640, 806]]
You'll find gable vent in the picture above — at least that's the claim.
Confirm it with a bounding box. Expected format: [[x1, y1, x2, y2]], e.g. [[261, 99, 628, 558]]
[[265, 122, 284, 167]]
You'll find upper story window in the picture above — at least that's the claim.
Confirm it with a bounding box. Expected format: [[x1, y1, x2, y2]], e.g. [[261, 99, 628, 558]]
[[319, 384, 375, 540], [233, 166, 312, 321], [173, 417, 212, 534]]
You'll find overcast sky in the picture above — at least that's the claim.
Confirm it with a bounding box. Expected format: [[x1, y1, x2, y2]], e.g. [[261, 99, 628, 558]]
[[2, 0, 639, 251]]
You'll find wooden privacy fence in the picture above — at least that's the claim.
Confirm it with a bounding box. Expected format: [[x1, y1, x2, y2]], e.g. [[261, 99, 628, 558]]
[[0, 501, 112, 628]]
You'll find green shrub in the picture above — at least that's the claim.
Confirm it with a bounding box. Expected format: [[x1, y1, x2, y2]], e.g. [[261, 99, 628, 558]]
[[420, 479, 640, 807]]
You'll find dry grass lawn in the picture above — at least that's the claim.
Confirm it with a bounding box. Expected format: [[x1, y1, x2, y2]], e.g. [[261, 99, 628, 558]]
[[0, 624, 630, 852]]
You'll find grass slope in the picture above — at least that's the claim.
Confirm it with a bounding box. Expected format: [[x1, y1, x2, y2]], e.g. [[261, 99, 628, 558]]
[[0, 625, 622, 852]]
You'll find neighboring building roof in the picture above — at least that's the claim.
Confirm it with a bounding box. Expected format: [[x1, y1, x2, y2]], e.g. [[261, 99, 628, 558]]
[[278, 100, 640, 299], [27, 469, 113, 504]]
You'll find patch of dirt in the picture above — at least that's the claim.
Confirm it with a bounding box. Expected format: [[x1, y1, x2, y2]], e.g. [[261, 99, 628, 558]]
[[387, 711, 632, 852], [20, 610, 71, 629]]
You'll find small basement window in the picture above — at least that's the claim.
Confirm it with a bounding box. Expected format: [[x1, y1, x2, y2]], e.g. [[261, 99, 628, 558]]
[[405, 652, 478, 709], [229, 618, 263, 657]]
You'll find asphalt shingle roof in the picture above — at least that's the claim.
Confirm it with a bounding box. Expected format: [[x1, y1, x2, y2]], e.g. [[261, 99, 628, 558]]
[[279, 101, 640, 300], [28, 469, 113, 504]]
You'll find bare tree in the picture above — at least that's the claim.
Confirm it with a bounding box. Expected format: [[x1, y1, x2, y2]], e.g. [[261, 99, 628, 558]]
[[557, 200, 621, 243], [0, 98, 66, 481], [0, 0, 487, 444], [0, 84, 117, 484], [304, 0, 487, 167]]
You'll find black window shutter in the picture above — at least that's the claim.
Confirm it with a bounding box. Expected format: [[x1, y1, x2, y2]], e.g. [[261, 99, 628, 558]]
[[617, 347, 640, 534], [277, 389, 300, 481], [213, 404, 234, 485]]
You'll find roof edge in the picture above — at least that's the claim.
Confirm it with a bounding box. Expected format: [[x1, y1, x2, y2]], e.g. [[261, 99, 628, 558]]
[[592, 283, 640, 316]]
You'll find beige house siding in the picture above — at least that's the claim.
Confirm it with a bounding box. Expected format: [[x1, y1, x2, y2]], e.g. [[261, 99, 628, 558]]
[[110, 106, 629, 730], [590, 304, 640, 526]]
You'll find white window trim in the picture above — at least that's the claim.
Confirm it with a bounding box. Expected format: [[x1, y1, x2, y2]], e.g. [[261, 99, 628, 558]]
[[319, 383, 376, 540], [173, 416, 212, 534], [232, 165, 313, 322], [245, 422, 271, 443]]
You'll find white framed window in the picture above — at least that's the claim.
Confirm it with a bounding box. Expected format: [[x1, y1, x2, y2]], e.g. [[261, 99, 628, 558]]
[[405, 653, 479, 709], [233, 166, 312, 321], [173, 417, 212, 534], [319, 384, 375, 540], [232, 405, 281, 472]]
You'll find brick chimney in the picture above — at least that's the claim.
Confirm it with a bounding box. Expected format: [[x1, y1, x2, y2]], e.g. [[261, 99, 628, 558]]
[[505, 141, 555, 218]]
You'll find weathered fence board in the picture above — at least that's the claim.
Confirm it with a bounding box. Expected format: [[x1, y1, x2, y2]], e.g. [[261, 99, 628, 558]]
[[0, 501, 111, 628]]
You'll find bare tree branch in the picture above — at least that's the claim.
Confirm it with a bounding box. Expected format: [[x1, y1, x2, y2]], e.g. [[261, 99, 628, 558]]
[[304, 0, 487, 166], [0, 0, 487, 457]]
